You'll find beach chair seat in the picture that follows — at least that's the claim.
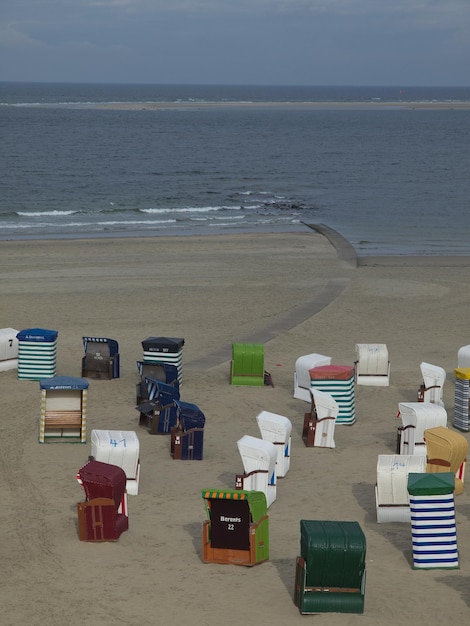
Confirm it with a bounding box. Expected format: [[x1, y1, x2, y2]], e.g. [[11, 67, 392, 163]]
[[77, 497, 129, 541]]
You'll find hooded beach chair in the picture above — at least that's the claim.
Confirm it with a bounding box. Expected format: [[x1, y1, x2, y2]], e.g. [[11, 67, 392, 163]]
[[0, 328, 19, 372], [136, 378, 181, 434], [235, 435, 277, 508], [91, 430, 141, 495], [457, 344, 470, 368], [396, 401, 447, 455], [81, 337, 120, 380], [308, 364, 356, 425], [201, 488, 269, 566], [230, 343, 265, 386], [136, 360, 179, 405], [141, 336, 184, 385], [170, 400, 206, 460], [76, 460, 129, 542], [354, 343, 390, 386], [17, 328, 58, 380], [454, 367, 470, 431], [294, 353, 332, 402], [294, 520, 366, 614], [256, 411, 292, 477], [302, 389, 337, 448], [407, 472, 458, 570], [417, 361, 446, 406], [39, 376, 88, 443], [375, 454, 427, 523], [424, 426, 468, 495]]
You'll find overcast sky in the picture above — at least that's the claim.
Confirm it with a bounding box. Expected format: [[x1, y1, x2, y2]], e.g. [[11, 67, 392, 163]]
[[1, 1, 469, 86]]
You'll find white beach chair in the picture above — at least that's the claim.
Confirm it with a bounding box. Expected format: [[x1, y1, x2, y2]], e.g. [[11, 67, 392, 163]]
[[302, 389, 337, 448], [256, 411, 292, 478], [235, 435, 277, 508], [294, 353, 331, 402], [396, 401, 448, 455], [91, 429, 141, 495], [457, 345, 470, 368], [375, 454, 427, 523], [0, 328, 19, 372], [417, 362, 446, 407], [354, 343, 390, 386]]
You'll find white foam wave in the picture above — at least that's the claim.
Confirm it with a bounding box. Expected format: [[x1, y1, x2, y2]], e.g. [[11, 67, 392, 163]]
[[16, 210, 78, 217], [140, 206, 239, 214], [1, 219, 177, 229], [190, 215, 245, 221]]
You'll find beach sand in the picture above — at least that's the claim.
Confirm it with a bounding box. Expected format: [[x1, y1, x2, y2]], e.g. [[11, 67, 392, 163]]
[[1, 229, 469, 625]]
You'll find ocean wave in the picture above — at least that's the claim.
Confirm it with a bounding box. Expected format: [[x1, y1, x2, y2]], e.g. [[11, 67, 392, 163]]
[[140, 206, 239, 214], [189, 215, 246, 221], [16, 210, 78, 217]]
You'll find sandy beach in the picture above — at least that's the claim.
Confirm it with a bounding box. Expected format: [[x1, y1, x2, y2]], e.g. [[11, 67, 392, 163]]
[[1, 229, 469, 625]]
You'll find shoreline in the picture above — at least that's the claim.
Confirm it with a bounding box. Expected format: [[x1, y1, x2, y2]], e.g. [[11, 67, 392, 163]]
[[2, 222, 470, 261]]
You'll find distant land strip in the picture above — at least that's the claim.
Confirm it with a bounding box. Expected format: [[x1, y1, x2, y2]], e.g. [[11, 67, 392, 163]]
[[95, 101, 470, 111]]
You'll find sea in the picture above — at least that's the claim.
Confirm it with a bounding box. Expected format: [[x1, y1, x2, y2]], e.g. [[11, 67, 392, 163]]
[[1, 82, 470, 255]]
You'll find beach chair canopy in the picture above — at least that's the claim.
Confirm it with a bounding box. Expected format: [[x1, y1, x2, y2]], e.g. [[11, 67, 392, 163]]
[[0, 328, 19, 361], [174, 400, 205, 430], [141, 336, 185, 353], [457, 345, 470, 368], [425, 426, 468, 475], [137, 360, 179, 386], [311, 389, 339, 420], [256, 411, 292, 442], [398, 402, 447, 442], [17, 328, 58, 342], [77, 460, 127, 510], [294, 353, 332, 401], [40, 375, 89, 391], [91, 430, 140, 480], [143, 377, 181, 404], [237, 435, 277, 476], [419, 361, 446, 404]]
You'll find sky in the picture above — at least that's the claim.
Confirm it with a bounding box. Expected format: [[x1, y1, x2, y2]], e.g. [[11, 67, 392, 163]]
[[1, 0, 469, 86]]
